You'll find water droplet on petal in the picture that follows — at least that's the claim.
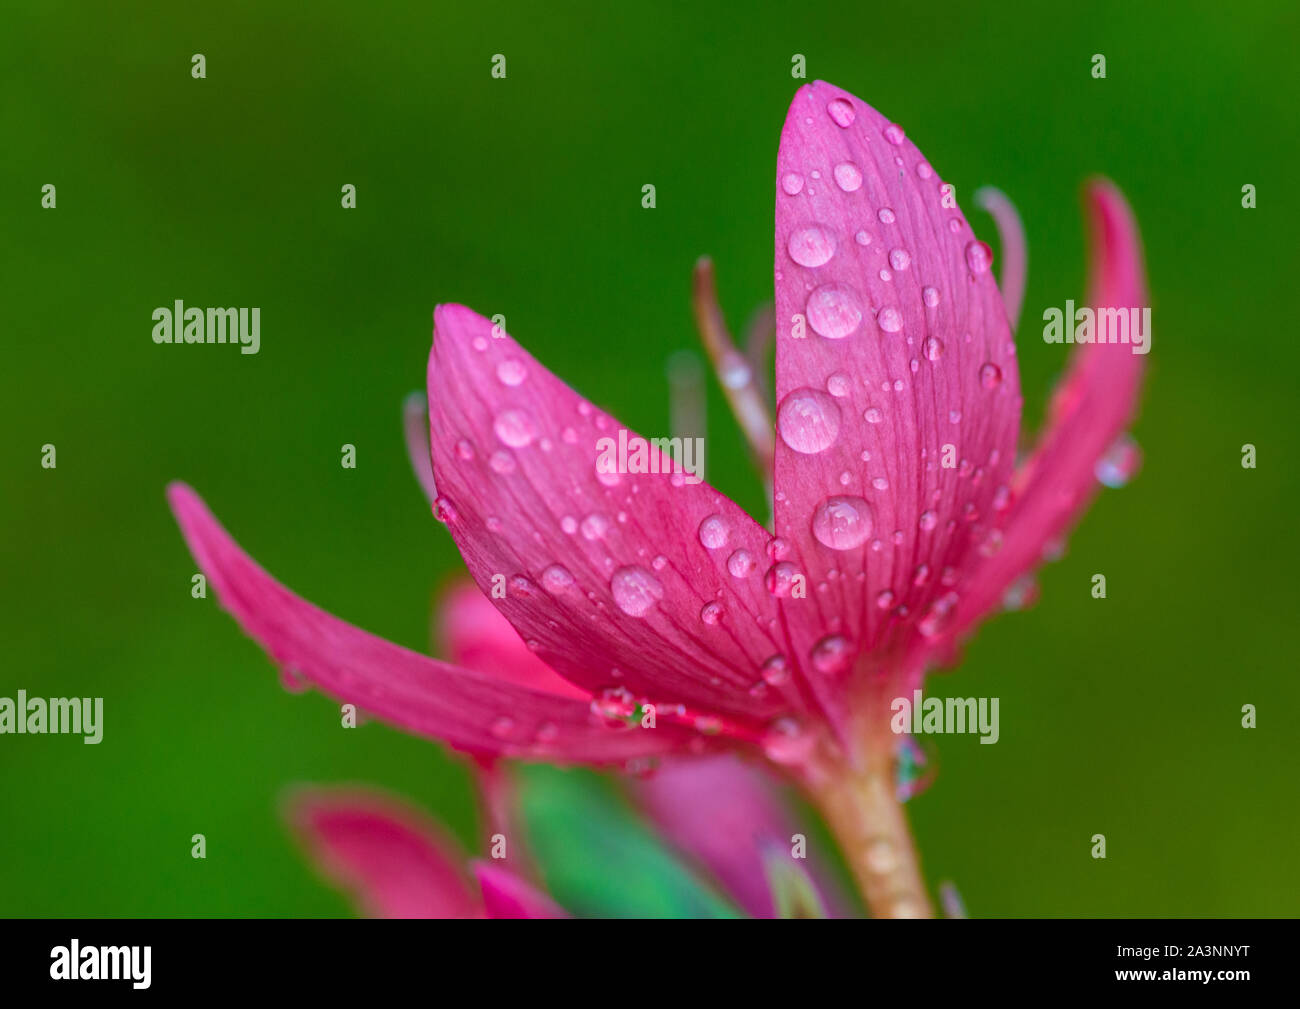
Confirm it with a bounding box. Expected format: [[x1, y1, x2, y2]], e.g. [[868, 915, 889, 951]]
[[923, 286, 940, 307], [763, 717, 816, 765], [876, 589, 895, 610], [777, 388, 842, 454], [540, 564, 574, 592], [455, 439, 475, 460], [964, 240, 993, 275], [580, 513, 609, 540], [854, 230, 872, 246], [726, 548, 756, 577], [761, 654, 791, 686], [922, 336, 945, 361], [827, 97, 856, 127], [700, 601, 724, 625], [805, 282, 864, 339], [496, 359, 527, 386], [765, 561, 801, 597], [493, 409, 538, 448], [490, 716, 515, 739], [811, 496, 874, 550], [877, 307, 903, 333], [810, 634, 854, 675], [918, 510, 938, 531], [434, 496, 458, 522], [979, 362, 1003, 390], [889, 248, 911, 271], [610, 566, 663, 617], [489, 450, 516, 474], [766, 537, 790, 561], [787, 224, 837, 268], [833, 161, 863, 192], [864, 406, 883, 424], [698, 514, 730, 549], [781, 171, 805, 195], [878, 207, 896, 224], [883, 123, 905, 145]]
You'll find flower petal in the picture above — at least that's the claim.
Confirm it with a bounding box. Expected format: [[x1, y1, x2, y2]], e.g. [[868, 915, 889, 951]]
[[287, 788, 481, 919], [772, 81, 1020, 707], [928, 180, 1148, 648], [633, 754, 810, 918], [472, 861, 569, 919], [437, 580, 588, 699], [427, 303, 797, 730], [167, 482, 688, 762]]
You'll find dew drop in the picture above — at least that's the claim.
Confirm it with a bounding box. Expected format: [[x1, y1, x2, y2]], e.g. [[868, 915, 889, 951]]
[[878, 207, 896, 224], [493, 409, 538, 448], [726, 548, 756, 577], [922, 286, 940, 307], [811, 496, 874, 550], [805, 282, 864, 339], [922, 336, 945, 361], [781, 171, 805, 195], [876, 589, 895, 610], [864, 406, 883, 424], [918, 510, 938, 531], [540, 564, 575, 592], [455, 439, 475, 460], [889, 248, 911, 271], [876, 307, 903, 333], [964, 240, 993, 275], [827, 97, 856, 127], [698, 514, 730, 550], [1095, 434, 1142, 488], [495, 358, 527, 386], [854, 229, 872, 246], [777, 388, 842, 454], [489, 450, 516, 475], [883, 123, 905, 145], [826, 372, 851, 397], [700, 601, 724, 625], [810, 634, 853, 675], [580, 513, 610, 540], [765, 561, 801, 597], [610, 566, 664, 617], [833, 161, 863, 192], [979, 362, 1003, 390], [787, 224, 837, 268], [761, 654, 791, 686]]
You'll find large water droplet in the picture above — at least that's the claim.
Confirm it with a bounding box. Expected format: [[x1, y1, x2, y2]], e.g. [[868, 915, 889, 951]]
[[698, 514, 730, 550], [493, 409, 538, 448], [787, 224, 837, 268], [777, 388, 842, 454], [726, 548, 756, 577], [811, 496, 874, 550], [827, 98, 856, 127], [805, 282, 864, 339], [964, 241, 993, 275], [765, 561, 801, 597], [781, 171, 805, 195], [540, 564, 575, 593], [877, 307, 903, 333], [496, 359, 527, 386], [610, 566, 663, 617], [979, 362, 1003, 390], [810, 634, 853, 675], [833, 161, 863, 192]]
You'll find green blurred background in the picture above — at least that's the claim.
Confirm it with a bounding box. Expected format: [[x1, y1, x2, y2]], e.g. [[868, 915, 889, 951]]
[[3, 0, 1296, 917]]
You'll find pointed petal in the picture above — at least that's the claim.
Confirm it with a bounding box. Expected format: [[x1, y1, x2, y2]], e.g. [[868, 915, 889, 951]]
[[437, 580, 588, 699], [772, 82, 1020, 709], [167, 482, 688, 762], [930, 180, 1148, 647], [287, 788, 481, 918], [472, 861, 569, 918], [427, 304, 797, 729]]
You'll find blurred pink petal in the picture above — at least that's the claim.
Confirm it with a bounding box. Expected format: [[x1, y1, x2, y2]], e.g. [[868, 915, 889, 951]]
[[437, 580, 587, 698], [634, 754, 844, 918], [472, 861, 569, 919], [168, 482, 689, 763], [927, 180, 1148, 650], [288, 788, 481, 919]]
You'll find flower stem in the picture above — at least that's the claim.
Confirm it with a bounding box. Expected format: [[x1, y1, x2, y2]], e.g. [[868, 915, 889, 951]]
[[810, 757, 933, 918]]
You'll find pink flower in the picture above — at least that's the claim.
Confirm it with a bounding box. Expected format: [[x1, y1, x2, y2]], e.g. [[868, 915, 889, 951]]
[[169, 80, 1148, 917]]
